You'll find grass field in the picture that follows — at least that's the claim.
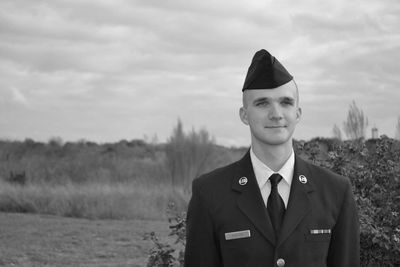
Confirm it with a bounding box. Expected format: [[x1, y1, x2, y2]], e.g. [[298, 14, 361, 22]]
[[0, 212, 169, 267], [0, 181, 188, 221]]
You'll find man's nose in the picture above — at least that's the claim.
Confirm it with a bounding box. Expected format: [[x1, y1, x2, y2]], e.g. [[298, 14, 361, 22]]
[[268, 104, 283, 120]]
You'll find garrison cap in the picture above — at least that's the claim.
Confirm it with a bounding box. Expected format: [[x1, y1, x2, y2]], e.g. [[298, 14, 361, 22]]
[[242, 49, 293, 91]]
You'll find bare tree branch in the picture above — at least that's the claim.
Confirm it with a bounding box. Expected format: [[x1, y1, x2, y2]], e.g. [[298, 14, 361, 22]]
[[343, 100, 368, 140]]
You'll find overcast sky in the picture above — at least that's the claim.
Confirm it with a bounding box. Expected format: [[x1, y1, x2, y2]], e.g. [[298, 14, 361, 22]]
[[1, 0, 399, 146]]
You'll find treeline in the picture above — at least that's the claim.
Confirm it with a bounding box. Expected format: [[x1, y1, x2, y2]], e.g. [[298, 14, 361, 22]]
[[0, 138, 168, 185], [0, 129, 246, 188], [0, 121, 246, 220]]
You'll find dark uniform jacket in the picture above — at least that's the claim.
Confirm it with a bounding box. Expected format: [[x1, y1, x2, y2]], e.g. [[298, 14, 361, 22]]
[[184, 151, 360, 267]]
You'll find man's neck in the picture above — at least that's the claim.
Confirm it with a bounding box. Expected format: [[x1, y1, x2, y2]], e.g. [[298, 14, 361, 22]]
[[251, 141, 293, 172]]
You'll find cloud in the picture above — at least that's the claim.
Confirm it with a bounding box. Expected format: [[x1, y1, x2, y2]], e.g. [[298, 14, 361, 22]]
[[8, 87, 28, 106], [0, 0, 399, 144]]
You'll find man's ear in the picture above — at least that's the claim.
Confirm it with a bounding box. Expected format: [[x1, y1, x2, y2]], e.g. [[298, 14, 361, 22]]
[[296, 107, 302, 122], [239, 107, 249, 125]]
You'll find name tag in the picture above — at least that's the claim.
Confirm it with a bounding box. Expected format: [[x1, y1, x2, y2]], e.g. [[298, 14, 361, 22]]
[[310, 229, 331, 234], [225, 230, 251, 240]]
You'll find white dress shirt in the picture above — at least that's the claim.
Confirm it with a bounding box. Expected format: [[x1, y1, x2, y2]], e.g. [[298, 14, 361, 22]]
[[250, 147, 294, 208]]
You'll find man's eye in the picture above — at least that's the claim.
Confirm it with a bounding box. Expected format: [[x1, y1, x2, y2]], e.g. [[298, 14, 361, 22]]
[[282, 101, 294, 106], [256, 102, 268, 107]]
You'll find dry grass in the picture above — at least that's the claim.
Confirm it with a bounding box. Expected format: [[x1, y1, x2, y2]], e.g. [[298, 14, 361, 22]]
[[0, 181, 189, 220]]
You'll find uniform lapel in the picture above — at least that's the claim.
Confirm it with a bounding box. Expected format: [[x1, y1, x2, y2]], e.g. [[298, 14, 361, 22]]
[[277, 155, 314, 246], [232, 151, 276, 245]]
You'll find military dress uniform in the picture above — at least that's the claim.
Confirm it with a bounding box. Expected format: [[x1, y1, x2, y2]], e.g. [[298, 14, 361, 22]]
[[184, 151, 360, 267], [184, 49, 360, 267]]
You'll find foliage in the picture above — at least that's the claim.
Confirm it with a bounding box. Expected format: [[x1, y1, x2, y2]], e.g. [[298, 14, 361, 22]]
[[296, 136, 400, 266], [343, 100, 369, 140], [0, 138, 169, 185], [0, 131, 243, 221], [395, 116, 400, 140], [0, 124, 242, 189], [165, 119, 215, 191], [149, 137, 400, 266], [6, 171, 27, 185], [145, 202, 186, 267], [332, 123, 342, 140], [0, 181, 188, 220]]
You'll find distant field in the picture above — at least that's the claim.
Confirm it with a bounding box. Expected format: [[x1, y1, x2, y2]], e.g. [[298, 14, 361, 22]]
[[0, 181, 188, 221], [0, 212, 169, 267]]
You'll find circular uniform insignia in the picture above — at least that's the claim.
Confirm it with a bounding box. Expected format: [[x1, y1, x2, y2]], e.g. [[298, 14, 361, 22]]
[[238, 177, 248, 185], [299, 175, 307, 184]]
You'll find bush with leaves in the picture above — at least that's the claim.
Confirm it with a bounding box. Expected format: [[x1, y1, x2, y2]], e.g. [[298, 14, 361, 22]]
[[145, 202, 186, 267], [295, 136, 400, 266]]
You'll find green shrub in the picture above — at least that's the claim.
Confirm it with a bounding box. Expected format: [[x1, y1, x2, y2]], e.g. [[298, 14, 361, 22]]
[[295, 137, 400, 266], [145, 202, 185, 267]]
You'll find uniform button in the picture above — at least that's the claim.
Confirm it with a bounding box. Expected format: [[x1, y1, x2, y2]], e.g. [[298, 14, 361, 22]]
[[276, 258, 285, 267]]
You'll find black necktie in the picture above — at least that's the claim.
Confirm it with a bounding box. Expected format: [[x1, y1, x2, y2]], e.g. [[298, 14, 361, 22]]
[[267, 173, 285, 237]]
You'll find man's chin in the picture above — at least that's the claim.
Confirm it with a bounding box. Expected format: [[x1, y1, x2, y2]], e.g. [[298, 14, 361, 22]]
[[259, 136, 291, 146]]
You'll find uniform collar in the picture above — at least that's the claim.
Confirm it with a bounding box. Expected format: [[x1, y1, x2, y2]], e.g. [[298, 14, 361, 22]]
[[250, 147, 294, 188]]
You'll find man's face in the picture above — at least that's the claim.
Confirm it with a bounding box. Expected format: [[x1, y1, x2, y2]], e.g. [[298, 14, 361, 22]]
[[239, 81, 302, 147]]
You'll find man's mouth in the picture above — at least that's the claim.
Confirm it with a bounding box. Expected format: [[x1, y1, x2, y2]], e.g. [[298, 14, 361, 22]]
[[265, 126, 286, 128]]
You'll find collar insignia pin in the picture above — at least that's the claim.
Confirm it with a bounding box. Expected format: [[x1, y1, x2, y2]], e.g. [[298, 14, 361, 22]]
[[299, 175, 307, 184], [239, 177, 248, 185]]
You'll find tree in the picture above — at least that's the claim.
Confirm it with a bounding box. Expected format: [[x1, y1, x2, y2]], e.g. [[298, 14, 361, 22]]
[[395, 116, 400, 140], [332, 124, 342, 140], [165, 119, 215, 191], [48, 136, 63, 147], [343, 100, 368, 140]]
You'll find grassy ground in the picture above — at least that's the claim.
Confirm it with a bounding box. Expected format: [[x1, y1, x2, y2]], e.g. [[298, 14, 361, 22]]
[[0, 181, 188, 221], [0, 212, 169, 267]]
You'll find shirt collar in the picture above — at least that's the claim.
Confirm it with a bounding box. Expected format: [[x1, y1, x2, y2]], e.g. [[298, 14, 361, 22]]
[[250, 147, 295, 188]]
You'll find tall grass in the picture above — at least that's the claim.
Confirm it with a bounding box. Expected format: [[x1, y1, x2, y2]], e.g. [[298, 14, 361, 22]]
[[0, 126, 246, 221], [0, 181, 188, 220]]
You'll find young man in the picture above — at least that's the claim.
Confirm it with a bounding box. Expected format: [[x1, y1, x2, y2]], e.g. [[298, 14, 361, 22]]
[[184, 49, 360, 267]]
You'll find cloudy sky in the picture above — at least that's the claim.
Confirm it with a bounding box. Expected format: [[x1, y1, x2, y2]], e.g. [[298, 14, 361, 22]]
[[1, 0, 399, 146]]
